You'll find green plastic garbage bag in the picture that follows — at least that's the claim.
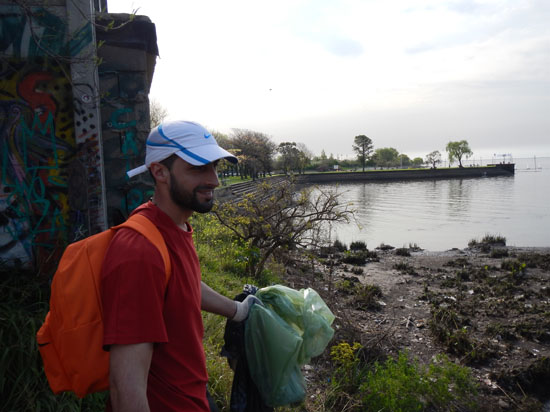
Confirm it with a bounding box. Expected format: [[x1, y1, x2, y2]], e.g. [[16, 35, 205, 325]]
[[245, 285, 335, 407]]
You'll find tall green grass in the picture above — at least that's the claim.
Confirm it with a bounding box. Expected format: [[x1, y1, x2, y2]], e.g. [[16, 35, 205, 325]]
[[192, 213, 285, 410], [0, 268, 107, 411]]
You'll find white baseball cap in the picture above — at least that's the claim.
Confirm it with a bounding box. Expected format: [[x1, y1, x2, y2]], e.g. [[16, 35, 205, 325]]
[[127, 120, 238, 178]]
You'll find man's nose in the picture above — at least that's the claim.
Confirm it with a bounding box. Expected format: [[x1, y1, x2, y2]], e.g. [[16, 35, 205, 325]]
[[206, 164, 219, 187]]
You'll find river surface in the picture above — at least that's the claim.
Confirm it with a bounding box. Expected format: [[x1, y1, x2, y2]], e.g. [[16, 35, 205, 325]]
[[316, 157, 550, 251]]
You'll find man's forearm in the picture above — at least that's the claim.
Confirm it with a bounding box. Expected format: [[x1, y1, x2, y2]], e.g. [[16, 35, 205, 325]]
[[201, 281, 237, 318]]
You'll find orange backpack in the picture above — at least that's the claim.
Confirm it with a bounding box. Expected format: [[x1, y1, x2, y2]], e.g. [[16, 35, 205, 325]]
[[36, 213, 171, 398]]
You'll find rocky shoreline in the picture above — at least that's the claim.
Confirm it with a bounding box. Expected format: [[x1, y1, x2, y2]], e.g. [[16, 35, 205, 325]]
[[284, 243, 550, 411]]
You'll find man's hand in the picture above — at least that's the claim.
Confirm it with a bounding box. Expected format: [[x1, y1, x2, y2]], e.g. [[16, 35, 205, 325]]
[[232, 295, 262, 322]]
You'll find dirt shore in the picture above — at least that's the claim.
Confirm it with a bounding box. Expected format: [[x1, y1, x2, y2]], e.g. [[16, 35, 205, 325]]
[[285, 244, 550, 411]]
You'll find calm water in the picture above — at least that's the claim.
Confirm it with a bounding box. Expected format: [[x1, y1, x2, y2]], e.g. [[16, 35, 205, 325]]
[[320, 157, 550, 251]]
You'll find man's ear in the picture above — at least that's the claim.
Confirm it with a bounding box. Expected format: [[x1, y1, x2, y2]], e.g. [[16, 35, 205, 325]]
[[149, 162, 169, 183]]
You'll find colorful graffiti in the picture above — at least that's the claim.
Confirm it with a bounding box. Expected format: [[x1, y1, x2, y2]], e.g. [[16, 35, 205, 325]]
[[0, 58, 76, 267], [0, 3, 97, 267], [109, 107, 138, 171], [0, 5, 92, 58], [103, 104, 152, 218]]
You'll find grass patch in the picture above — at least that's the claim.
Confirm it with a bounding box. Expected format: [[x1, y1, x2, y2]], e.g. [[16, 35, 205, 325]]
[[395, 247, 411, 257], [219, 175, 252, 186], [393, 262, 419, 276], [1, 269, 108, 411], [360, 352, 478, 411], [349, 241, 367, 251], [501, 259, 527, 282], [354, 284, 383, 311], [327, 347, 478, 412], [340, 250, 378, 265], [468, 234, 506, 250], [333, 239, 348, 252], [192, 213, 287, 408]]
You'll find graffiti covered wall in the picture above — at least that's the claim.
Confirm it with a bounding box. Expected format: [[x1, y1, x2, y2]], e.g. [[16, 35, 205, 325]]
[[1, 4, 157, 269], [0, 1, 83, 267], [96, 14, 158, 225], [0, 59, 77, 266]]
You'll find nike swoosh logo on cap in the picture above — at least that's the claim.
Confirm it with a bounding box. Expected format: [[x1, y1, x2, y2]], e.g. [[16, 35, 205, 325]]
[[204, 133, 212, 139]]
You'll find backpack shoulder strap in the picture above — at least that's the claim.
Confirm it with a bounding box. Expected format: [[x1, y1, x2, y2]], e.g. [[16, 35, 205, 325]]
[[114, 214, 172, 284]]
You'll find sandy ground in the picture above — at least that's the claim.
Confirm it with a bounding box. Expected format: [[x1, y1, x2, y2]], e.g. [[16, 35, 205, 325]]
[[284, 245, 550, 411]]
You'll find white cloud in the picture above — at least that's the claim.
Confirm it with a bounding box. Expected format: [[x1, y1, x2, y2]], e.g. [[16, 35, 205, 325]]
[[107, 0, 550, 158]]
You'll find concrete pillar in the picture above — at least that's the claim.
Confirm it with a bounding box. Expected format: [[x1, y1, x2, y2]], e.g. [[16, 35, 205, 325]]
[[66, 0, 108, 234]]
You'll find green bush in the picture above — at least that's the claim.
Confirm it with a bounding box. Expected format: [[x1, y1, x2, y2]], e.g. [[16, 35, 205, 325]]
[[377, 243, 395, 251], [341, 251, 367, 265], [354, 284, 383, 311], [360, 352, 478, 411], [395, 247, 411, 257], [349, 241, 367, 251], [501, 259, 527, 279], [333, 239, 348, 252], [328, 347, 478, 412], [330, 342, 365, 392], [340, 250, 378, 265]]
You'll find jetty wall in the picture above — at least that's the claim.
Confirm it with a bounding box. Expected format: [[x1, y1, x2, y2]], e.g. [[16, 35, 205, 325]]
[[295, 164, 514, 184]]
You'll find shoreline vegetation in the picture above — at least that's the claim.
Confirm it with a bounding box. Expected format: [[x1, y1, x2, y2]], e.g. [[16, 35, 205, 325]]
[[3, 226, 549, 411], [3, 195, 549, 411]]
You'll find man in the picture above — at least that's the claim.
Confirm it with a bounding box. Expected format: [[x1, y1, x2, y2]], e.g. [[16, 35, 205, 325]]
[[101, 120, 257, 411]]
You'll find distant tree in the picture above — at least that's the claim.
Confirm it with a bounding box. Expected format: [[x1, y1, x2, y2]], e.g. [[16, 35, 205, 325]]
[[296, 143, 312, 173], [231, 129, 277, 179], [425, 150, 442, 169], [412, 157, 424, 168], [352, 135, 374, 172], [446, 140, 472, 168], [149, 98, 168, 128], [212, 131, 231, 149], [398, 154, 411, 168], [297, 143, 313, 159], [314, 150, 330, 171], [212, 131, 237, 177], [374, 147, 399, 168], [278, 142, 301, 174]]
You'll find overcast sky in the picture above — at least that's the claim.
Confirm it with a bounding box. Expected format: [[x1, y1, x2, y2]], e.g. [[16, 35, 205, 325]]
[[106, 0, 550, 160]]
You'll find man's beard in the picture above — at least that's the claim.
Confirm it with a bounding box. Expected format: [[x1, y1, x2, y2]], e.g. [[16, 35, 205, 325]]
[[169, 172, 214, 214]]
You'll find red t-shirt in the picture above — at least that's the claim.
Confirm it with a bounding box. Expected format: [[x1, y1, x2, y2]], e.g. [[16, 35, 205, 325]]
[[101, 202, 209, 411]]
